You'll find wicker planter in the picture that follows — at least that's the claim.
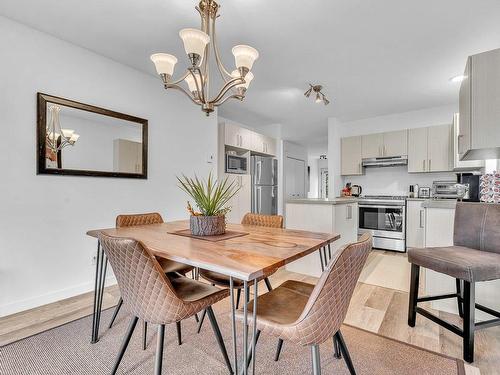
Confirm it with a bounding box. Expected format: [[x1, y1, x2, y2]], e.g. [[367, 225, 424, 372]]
[[190, 215, 226, 236]]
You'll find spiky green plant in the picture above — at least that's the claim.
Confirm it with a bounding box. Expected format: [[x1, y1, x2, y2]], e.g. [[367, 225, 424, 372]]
[[177, 172, 241, 217]]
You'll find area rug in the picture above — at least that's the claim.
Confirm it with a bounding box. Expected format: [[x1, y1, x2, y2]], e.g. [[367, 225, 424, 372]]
[[0, 305, 465, 375]]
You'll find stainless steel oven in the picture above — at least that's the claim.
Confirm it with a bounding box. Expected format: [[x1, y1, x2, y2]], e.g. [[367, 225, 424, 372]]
[[358, 196, 406, 252]]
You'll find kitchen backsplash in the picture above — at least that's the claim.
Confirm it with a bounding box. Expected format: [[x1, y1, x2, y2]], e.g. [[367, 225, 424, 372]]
[[343, 165, 457, 196]]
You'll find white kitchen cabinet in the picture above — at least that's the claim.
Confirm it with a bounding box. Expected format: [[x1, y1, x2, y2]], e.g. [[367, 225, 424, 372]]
[[459, 48, 500, 160], [408, 127, 428, 173], [225, 174, 251, 224], [285, 202, 359, 277], [428, 124, 452, 172], [224, 122, 253, 150], [361, 133, 383, 158], [406, 200, 425, 248], [113, 139, 142, 173], [452, 113, 484, 170], [341, 136, 362, 175], [408, 124, 452, 173], [252, 133, 276, 156], [383, 130, 408, 157]]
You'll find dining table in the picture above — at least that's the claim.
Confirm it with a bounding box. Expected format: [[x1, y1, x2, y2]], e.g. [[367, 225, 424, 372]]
[[87, 220, 340, 375]]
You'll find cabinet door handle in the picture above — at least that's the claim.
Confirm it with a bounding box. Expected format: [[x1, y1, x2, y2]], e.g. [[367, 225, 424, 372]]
[[419, 210, 424, 228], [347, 205, 352, 220], [423, 159, 426, 172], [384, 145, 386, 156], [428, 159, 431, 171]]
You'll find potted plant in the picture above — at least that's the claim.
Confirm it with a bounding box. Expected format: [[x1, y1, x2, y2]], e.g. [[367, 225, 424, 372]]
[[177, 172, 241, 236]]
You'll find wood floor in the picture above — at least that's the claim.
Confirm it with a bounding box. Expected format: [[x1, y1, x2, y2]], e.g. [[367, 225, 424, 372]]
[[1, 269, 496, 374]]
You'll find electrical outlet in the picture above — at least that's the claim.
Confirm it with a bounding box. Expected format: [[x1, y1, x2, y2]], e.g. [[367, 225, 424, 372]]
[[91, 254, 97, 266]]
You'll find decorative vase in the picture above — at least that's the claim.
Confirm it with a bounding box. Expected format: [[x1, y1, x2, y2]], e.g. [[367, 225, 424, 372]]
[[190, 215, 226, 236]]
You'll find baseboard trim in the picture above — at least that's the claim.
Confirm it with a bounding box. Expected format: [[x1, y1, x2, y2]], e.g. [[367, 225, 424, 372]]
[[0, 276, 117, 318]]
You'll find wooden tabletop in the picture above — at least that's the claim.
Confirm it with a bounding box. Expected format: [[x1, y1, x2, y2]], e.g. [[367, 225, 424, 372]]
[[87, 220, 340, 281]]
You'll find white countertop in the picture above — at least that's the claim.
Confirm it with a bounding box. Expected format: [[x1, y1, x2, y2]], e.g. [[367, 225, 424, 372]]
[[286, 197, 358, 205]]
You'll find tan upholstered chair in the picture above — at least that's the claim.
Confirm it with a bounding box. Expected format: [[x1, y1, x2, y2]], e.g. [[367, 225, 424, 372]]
[[109, 213, 193, 349], [196, 213, 284, 331], [237, 234, 372, 375], [408, 202, 500, 363], [99, 233, 232, 375]]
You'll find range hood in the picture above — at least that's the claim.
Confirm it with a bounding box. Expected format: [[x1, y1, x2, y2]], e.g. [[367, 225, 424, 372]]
[[362, 155, 408, 168]]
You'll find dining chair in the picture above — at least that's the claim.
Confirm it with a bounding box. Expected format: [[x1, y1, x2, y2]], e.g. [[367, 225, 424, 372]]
[[237, 233, 372, 375], [108, 213, 194, 349], [196, 213, 284, 332], [98, 233, 233, 375]]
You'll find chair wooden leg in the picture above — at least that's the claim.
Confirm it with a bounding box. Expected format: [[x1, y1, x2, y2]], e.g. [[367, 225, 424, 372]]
[[274, 338, 284, 361], [108, 298, 123, 328], [336, 330, 356, 375], [111, 316, 138, 375], [197, 309, 207, 333], [311, 345, 321, 375], [154, 324, 165, 375], [142, 321, 148, 350], [463, 281, 475, 363], [176, 321, 182, 345], [206, 306, 233, 374], [236, 288, 242, 309], [264, 277, 273, 292], [408, 264, 420, 327], [456, 279, 464, 318], [333, 336, 342, 359]]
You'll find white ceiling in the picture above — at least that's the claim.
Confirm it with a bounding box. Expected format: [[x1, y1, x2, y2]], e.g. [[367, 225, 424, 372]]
[[2, 0, 500, 148]]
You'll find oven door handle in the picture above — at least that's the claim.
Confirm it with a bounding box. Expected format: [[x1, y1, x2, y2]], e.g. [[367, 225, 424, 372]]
[[359, 204, 405, 210]]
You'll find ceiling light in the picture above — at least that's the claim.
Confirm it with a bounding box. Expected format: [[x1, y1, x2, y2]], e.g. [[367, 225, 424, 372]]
[[304, 84, 331, 105], [150, 0, 259, 116], [449, 75, 466, 83]]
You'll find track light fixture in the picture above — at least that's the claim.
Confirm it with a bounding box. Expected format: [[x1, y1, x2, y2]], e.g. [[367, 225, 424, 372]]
[[304, 84, 330, 105]]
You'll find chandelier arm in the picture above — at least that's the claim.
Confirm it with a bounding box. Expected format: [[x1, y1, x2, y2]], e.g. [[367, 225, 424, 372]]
[[214, 94, 244, 107], [210, 77, 245, 104], [211, 15, 232, 81], [170, 71, 191, 86], [165, 83, 201, 106], [193, 67, 207, 103]]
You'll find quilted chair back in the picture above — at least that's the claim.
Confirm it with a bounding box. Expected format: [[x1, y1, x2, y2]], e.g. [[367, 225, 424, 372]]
[[98, 233, 184, 325], [241, 213, 284, 228], [294, 233, 372, 345], [454, 202, 500, 254], [116, 212, 164, 228]]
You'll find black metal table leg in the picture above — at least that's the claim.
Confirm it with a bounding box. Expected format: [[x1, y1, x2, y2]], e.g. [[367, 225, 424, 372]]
[[91, 240, 108, 344]]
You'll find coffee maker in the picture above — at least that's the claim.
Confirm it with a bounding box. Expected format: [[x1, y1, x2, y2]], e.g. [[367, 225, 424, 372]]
[[457, 173, 480, 202]]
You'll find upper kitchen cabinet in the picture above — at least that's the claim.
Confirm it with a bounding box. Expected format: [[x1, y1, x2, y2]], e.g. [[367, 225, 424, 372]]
[[408, 124, 452, 173], [252, 132, 276, 156], [223, 122, 253, 150], [459, 48, 500, 160], [341, 136, 362, 175], [383, 130, 408, 157], [361, 133, 383, 158], [452, 113, 484, 170], [361, 130, 407, 158]]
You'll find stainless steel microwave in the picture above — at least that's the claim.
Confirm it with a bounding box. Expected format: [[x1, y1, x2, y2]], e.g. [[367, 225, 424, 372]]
[[226, 154, 248, 174]]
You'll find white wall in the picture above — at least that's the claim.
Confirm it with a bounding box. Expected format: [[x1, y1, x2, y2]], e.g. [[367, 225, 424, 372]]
[[0, 17, 217, 317], [328, 105, 458, 196]]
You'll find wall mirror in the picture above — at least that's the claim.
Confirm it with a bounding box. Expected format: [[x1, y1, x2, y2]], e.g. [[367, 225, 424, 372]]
[[37, 93, 148, 178]]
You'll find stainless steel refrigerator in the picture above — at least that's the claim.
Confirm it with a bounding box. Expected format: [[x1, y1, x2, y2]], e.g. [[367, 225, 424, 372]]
[[251, 156, 278, 215]]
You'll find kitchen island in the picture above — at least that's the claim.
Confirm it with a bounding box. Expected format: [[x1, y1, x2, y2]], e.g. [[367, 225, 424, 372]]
[[285, 198, 358, 276]]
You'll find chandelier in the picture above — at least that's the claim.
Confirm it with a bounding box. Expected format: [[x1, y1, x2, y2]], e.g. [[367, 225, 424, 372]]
[[304, 84, 330, 105], [150, 0, 259, 116], [46, 105, 80, 152]]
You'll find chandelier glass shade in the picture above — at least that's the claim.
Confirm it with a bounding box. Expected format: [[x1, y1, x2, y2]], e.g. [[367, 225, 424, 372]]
[[45, 105, 80, 152], [150, 0, 259, 115]]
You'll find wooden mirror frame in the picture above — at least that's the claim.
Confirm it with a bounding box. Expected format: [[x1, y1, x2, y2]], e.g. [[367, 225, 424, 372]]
[[37, 93, 148, 179]]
